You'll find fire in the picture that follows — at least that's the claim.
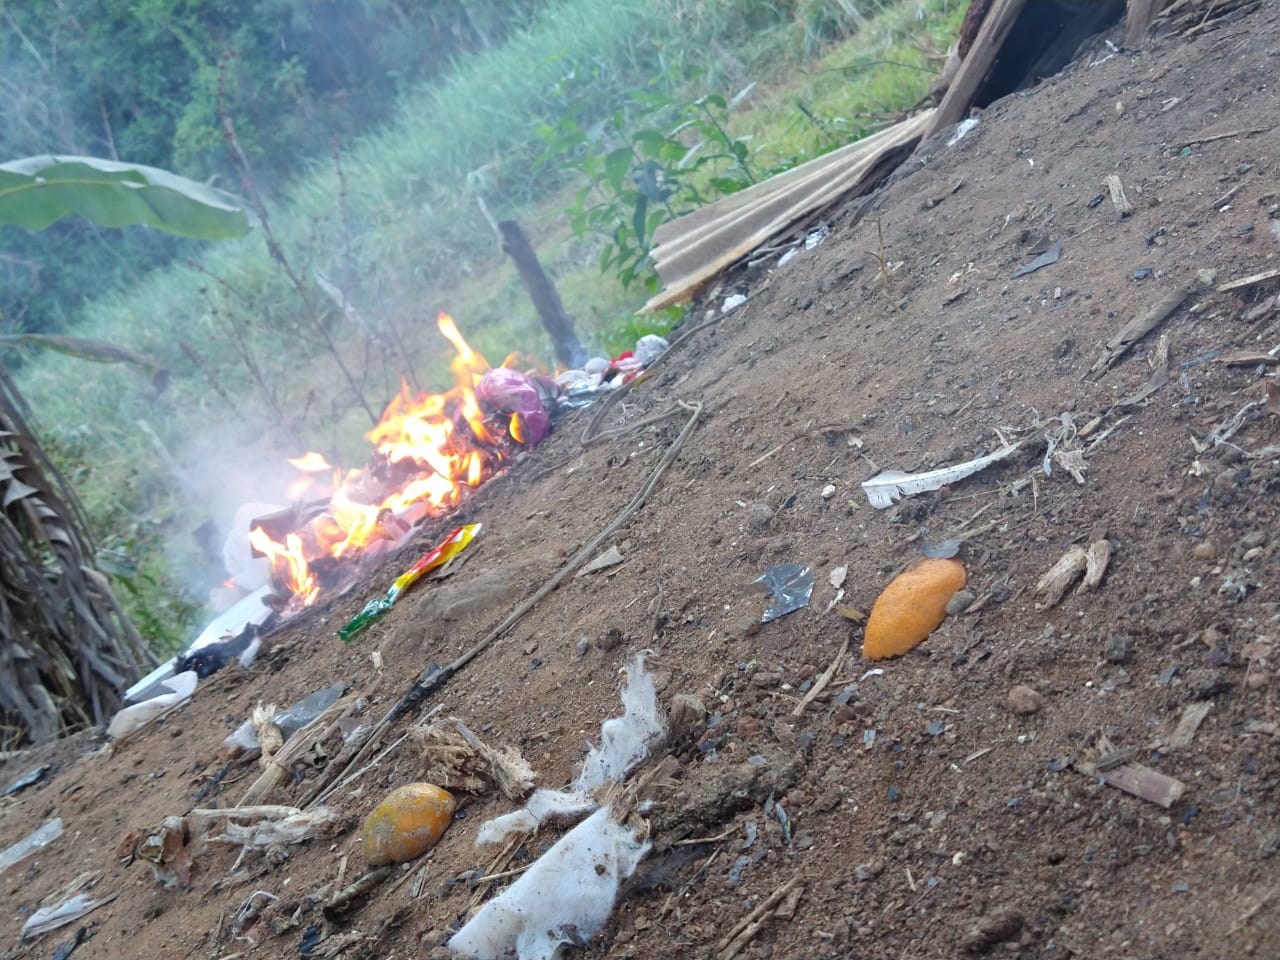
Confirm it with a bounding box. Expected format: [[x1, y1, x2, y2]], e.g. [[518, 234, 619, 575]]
[[250, 313, 525, 605]]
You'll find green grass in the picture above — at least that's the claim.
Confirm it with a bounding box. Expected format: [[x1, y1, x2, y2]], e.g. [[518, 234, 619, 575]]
[[14, 0, 965, 651]]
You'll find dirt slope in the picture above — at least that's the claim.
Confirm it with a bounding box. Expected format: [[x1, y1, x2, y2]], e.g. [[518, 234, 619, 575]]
[[4, 9, 1280, 960]]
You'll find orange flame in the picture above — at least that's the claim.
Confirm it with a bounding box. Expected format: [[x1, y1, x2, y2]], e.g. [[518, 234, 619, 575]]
[[250, 313, 514, 605]]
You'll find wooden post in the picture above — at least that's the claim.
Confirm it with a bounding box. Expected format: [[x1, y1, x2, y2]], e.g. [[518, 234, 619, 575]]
[[497, 220, 587, 369]]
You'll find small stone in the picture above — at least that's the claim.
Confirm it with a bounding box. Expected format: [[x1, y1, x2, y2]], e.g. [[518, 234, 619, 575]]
[[1007, 685, 1045, 715], [962, 909, 1025, 953], [669, 694, 707, 740], [1244, 546, 1265, 562], [736, 717, 763, 740], [1103, 635, 1134, 664], [597, 627, 624, 651], [1200, 626, 1226, 649], [749, 671, 781, 689], [1192, 540, 1217, 560], [574, 637, 590, 659], [747, 503, 775, 533], [1245, 668, 1271, 690], [854, 860, 885, 881], [1196, 268, 1217, 287], [1242, 530, 1267, 549], [946, 590, 976, 617], [1184, 668, 1229, 701], [832, 703, 858, 724], [821, 484, 836, 500], [736, 616, 762, 638]]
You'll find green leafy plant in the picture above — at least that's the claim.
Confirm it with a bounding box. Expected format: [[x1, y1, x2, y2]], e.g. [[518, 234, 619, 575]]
[[536, 80, 766, 292], [0, 155, 249, 239]]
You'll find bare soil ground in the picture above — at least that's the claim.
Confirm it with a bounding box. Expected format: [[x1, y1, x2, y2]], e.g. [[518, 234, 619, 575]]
[[4, 10, 1280, 960]]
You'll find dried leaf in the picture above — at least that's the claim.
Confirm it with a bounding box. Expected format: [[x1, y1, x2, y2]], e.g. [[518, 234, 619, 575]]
[[1036, 547, 1088, 606], [861, 443, 1022, 509]]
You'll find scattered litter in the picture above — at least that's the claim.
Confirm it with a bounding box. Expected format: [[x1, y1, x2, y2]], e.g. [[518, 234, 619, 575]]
[[135, 816, 192, 887], [829, 565, 848, 589], [1075, 735, 1186, 808], [414, 719, 535, 799], [107, 671, 198, 739], [947, 117, 979, 146], [3, 764, 51, 797], [21, 889, 117, 940], [722, 293, 748, 313], [272, 682, 346, 740], [477, 367, 557, 446], [0, 817, 63, 876], [774, 801, 793, 846], [755, 563, 815, 623], [219, 806, 340, 848], [1132, 266, 1154, 280], [821, 483, 836, 499], [475, 655, 664, 846], [1012, 239, 1062, 279], [453, 658, 663, 958], [860, 668, 885, 681], [864, 557, 966, 660], [633, 335, 669, 367], [449, 806, 649, 960], [576, 545, 625, 577], [777, 247, 799, 267], [232, 889, 277, 938], [1164, 702, 1213, 751], [362, 783, 456, 866], [861, 443, 1021, 509], [339, 524, 481, 640], [49, 925, 88, 960], [804, 224, 830, 249], [922, 538, 962, 559]]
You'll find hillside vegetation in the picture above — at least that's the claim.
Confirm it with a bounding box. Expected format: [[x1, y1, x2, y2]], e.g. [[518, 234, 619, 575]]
[[9, 0, 964, 650]]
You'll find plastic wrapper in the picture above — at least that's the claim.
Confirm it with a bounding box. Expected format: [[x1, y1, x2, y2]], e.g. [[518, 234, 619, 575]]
[[755, 563, 814, 622], [21, 891, 115, 939], [634, 335, 669, 367], [339, 524, 481, 641], [107, 671, 198, 738], [477, 368, 557, 446], [0, 818, 62, 876]]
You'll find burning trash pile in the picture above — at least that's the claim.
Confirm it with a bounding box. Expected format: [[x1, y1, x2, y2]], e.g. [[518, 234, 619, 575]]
[[241, 313, 560, 610], [125, 314, 668, 702]]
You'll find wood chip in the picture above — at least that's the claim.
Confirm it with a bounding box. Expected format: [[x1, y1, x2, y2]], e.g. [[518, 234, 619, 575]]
[[1102, 174, 1132, 217], [1075, 758, 1186, 808], [1217, 267, 1280, 293], [1216, 350, 1279, 366], [1078, 539, 1112, 593], [576, 545, 625, 577], [1086, 285, 1191, 380], [1035, 546, 1088, 606], [1164, 702, 1213, 750]]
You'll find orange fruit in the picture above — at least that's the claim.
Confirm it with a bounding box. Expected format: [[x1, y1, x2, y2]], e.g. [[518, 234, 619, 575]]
[[862, 557, 966, 660], [361, 782, 457, 866]]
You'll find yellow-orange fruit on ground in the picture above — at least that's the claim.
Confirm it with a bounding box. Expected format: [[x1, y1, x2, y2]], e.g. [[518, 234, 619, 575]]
[[361, 782, 457, 866], [862, 557, 967, 660]]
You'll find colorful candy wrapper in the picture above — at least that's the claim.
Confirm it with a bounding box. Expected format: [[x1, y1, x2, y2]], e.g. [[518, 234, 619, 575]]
[[339, 524, 481, 642]]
